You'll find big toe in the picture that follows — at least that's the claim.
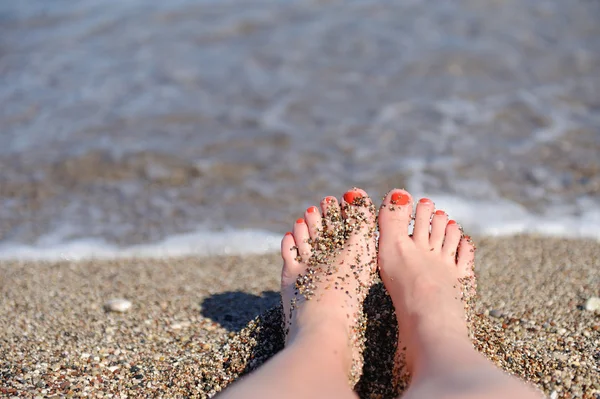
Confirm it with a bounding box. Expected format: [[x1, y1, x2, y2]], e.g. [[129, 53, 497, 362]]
[[342, 188, 377, 237], [378, 189, 414, 243]]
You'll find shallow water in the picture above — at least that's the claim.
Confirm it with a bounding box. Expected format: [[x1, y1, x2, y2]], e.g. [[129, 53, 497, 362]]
[[1, 0, 599, 254]]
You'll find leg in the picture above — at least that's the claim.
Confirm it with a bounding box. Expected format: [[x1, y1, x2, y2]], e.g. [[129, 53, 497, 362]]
[[378, 190, 544, 399], [217, 326, 355, 399], [219, 189, 378, 399]]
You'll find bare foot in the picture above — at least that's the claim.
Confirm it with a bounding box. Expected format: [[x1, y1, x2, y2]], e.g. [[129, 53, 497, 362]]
[[377, 189, 544, 399], [377, 189, 476, 377], [280, 188, 378, 383]]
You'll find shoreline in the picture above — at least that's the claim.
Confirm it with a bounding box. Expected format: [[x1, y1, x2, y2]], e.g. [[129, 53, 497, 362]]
[[1, 235, 598, 398]]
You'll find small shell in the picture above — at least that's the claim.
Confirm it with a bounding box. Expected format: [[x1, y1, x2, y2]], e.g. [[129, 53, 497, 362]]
[[104, 298, 132, 313], [584, 296, 600, 312]]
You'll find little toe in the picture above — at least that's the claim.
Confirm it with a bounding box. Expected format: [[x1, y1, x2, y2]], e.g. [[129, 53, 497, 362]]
[[304, 205, 322, 240], [378, 189, 414, 241], [441, 220, 462, 259], [429, 209, 448, 250], [456, 235, 476, 278], [280, 232, 305, 287], [321, 195, 344, 234], [413, 198, 434, 246], [293, 218, 312, 262]]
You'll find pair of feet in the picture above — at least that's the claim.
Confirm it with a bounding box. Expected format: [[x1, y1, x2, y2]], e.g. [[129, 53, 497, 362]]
[[280, 188, 476, 384]]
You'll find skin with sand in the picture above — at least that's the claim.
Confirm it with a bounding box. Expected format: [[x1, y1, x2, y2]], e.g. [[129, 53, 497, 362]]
[[219, 188, 544, 399]]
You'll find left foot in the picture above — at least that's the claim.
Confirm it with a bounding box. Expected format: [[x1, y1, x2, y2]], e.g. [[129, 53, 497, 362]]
[[280, 188, 378, 382]]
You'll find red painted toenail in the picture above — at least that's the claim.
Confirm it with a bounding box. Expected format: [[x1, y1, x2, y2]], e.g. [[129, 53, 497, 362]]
[[296, 218, 305, 224], [448, 220, 457, 225], [390, 192, 410, 205], [343, 190, 362, 204], [419, 198, 432, 204], [285, 231, 293, 236], [324, 196, 336, 204], [435, 210, 446, 215], [307, 206, 318, 214]]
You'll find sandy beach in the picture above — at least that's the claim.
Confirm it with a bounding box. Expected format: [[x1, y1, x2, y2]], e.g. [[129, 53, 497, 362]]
[[1, 235, 599, 398]]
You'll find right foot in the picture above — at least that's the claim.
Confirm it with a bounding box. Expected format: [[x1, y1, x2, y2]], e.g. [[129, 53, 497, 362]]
[[377, 189, 476, 377]]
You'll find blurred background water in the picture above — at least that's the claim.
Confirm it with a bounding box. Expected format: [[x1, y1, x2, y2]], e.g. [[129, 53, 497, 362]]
[[1, 0, 599, 258]]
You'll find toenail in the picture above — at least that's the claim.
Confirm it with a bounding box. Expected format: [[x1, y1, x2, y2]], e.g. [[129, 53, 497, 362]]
[[448, 220, 457, 225], [343, 190, 362, 204], [419, 198, 432, 204], [285, 231, 293, 236], [435, 210, 446, 215], [307, 206, 318, 214], [324, 196, 336, 204], [390, 191, 410, 205], [296, 218, 305, 224]]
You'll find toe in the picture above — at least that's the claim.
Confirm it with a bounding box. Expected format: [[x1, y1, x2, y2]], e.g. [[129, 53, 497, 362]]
[[341, 188, 376, 236], [304, 205, 322, 240], [320, 195, 344, 234], [441, 220, 462, 259], [281, 232, 304, 287], [293, 218, 312, 262], [456, 235, 476, 278], [378, 189, 413, 240], [429, 209, 448, 250], [413, 198, 434, 246]]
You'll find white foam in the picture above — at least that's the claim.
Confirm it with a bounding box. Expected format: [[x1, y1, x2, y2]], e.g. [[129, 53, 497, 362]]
[[0, 196, 598, 262], [414, 194, 600, 240], [0, 229, 282, 261]]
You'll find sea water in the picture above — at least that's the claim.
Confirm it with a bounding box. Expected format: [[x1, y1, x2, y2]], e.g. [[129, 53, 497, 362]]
[[1, 0, 599, 259]]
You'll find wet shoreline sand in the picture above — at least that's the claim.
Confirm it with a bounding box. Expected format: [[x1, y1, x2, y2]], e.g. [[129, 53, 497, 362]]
[[1, 235, 599, 398]]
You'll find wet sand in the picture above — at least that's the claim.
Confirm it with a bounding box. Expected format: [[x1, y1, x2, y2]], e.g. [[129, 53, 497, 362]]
[[1, 235, 599, 398]]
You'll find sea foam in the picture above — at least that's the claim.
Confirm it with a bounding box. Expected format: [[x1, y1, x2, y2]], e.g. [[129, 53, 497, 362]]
[[0, 196, 598, 261]]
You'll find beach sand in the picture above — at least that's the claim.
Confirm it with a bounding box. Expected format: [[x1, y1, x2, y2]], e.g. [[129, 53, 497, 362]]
[[1, 235, 598, 398]]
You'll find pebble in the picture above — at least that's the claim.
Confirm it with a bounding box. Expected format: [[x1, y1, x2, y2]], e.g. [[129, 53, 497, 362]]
[[170, 321, 191, 330], [584, 296, 600, 312], [104, 299, 132, 313], [489, 309, 503, 318]]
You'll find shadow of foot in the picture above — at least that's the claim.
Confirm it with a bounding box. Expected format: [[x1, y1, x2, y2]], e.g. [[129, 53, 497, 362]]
[[201, 290, 280, 331], [355, 281, 404, 398]]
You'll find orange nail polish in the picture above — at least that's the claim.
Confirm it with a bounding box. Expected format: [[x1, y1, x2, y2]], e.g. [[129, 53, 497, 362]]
[[285, 231, 293, 236], [435, 210, 446, 216], [343, 190, 362, 204], [307, 206, 318, 214], [390, 192, 410, 205], [324, 196, 336, 204], [448, 220, 457, 225], [296, 218, 305, 224], [419, 198, 432, 204]]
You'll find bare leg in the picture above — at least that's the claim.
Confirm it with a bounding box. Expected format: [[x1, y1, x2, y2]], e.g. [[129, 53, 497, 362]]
[[378, 190, 544, 399], [219, 188, 378, 399]]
